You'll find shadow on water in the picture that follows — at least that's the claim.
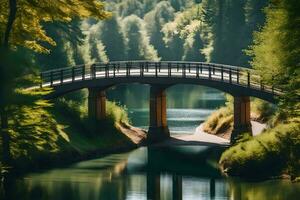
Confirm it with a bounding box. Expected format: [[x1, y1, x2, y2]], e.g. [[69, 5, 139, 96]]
[[2, 146, 300, 200]]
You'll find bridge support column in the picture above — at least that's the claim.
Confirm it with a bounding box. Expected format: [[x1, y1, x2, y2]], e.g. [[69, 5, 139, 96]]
[[148, 85, 170, 142], [231, 96, 251, 142], [88, 88, 106, 121]]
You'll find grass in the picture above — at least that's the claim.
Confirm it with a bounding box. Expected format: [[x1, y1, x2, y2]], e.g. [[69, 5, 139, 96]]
[[219, 119, 300, 179], [0, 88, 135, 172], [202, 97, 276, 136]]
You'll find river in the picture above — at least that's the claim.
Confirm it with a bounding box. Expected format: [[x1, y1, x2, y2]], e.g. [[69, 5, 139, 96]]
[[1, 85, 300, 200]]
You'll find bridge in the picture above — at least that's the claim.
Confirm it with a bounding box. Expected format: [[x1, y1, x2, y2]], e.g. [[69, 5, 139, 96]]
[[40, 61, 281, 142]]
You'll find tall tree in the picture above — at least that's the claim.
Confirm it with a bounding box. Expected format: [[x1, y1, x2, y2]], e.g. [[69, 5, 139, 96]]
[[182, 29, 206, 61], [209, 0, 247, 66], [98, 15, 127, 61], [0, 0, 110, 164], [248, 0, 300, 116], [144, 1, 175, 60], [122, 15, 159, 60]]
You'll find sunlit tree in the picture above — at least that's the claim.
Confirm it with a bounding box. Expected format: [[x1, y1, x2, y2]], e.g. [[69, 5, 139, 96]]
[[0, 0, 110, 164]]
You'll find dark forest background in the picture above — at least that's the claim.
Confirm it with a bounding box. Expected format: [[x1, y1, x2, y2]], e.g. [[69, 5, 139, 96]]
[[37, 0, 268, 71]]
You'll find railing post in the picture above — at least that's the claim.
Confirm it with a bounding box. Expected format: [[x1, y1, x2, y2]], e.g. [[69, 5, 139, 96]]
[[168, 63, 171, 77], [105, 64, 109, 78], [113, 64, 116, 77], [155, 63, 158, 77], [188, 63, 191, 73], [237, 69, 239, 84], [212, 66, 215, 75], [200, 63, 203, 74], [183, 64, 186, 78], [158, 62, 161, 72], [90, 64, 96, 79], [146, 62, 149, 72], [126, 63, 129, 76], [72, 67, 75, 82], [229, 68, 232, 83], [247, 71, 250, 87], [260, 80, 264, 90], [208, 65, 211, 79], [196, 64, 199, 78], [140, 63, 143, 77], [60, 69, 63, 84], [82, 65, 85, 80], [40, 73, 43, 88], [221, 66, 224, 81], [50, 71, 53, 86]]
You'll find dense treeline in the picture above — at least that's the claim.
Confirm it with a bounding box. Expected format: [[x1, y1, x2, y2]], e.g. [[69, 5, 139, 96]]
[[219, 0, 300, 178], [36, 0, 268, 71]]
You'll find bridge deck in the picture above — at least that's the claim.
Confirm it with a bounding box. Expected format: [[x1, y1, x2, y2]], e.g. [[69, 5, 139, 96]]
[[40, 61, 282, 99]]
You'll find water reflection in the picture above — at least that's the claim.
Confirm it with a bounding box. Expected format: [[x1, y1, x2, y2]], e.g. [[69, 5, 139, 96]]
[[2, 147, 300, 200]]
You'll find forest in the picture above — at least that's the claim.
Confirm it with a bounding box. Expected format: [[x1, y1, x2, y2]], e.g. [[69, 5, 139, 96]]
[[0, 0, 300, 197]]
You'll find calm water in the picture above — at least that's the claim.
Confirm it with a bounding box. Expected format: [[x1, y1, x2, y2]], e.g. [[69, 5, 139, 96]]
[[108, 84, 226, 134], [1, 85, 299, 200], [1, 147, 300, 200]]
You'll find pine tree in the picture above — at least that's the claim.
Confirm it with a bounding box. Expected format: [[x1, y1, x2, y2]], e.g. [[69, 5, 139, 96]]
[[122, 15, 159, 60]]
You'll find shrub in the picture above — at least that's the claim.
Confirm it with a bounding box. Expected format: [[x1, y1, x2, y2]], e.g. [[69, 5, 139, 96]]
[[219, 121, 300, 178]]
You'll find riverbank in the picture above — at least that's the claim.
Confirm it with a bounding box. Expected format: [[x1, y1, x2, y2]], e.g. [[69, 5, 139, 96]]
[[201, 98, 300, 180], [0, 88, 146, 176]]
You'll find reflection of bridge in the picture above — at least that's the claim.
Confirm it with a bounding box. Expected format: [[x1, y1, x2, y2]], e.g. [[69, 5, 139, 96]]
[[40, 61, 281, 142]]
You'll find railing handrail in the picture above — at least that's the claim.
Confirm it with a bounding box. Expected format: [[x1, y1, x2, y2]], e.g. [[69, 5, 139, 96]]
[[41, 61, 249, 74], [39, 60, 282, 96]]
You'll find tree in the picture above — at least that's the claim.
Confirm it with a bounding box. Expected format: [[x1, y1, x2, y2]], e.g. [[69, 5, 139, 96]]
[[98, 15, 127, 61], [122, 15, 159, 60], [182, 29, 206, 61], [247, 0, 300, 117], [0, 0, 110, 164], [144, 1, 175, 60], [209, 0, 247, 66]]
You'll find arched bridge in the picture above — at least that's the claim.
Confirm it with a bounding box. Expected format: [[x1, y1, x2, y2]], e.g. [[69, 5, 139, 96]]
[[40, 61, 282, 142]]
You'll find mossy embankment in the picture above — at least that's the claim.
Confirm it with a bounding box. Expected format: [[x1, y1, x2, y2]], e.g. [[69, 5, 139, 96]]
[[202, 96, 300, 180], [0, 88, 146, 174], [220, 118, 300, 180], [202, 97, 275, 139]]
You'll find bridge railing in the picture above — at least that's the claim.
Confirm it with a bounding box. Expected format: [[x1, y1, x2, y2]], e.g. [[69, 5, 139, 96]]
[[40, 61, 281, 95]]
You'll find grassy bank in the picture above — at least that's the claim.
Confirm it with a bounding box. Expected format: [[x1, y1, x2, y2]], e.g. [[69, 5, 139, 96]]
[[0, 88, 140, 173], [202, 96, 300, 179], [219, 118, 300, 179], [202, 97, 276, 138]]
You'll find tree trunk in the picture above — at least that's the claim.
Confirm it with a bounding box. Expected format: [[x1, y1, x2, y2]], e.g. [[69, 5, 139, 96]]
[[0, 0, 17, 165], [0, 107, 10, 164], [3, 0, 17, 48]]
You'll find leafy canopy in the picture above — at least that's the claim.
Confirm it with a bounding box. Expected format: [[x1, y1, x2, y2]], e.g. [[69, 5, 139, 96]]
[[0, 0, 110, 53]]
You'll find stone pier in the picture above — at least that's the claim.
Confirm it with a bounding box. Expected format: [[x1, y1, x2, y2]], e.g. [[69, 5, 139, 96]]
[[88, 88, 106, 120], [231, 96, 251, 142], [148, 85, 170, 142]]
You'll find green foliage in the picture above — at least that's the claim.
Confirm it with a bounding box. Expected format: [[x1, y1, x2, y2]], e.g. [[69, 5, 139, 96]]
[[220, 121, 300, 178], [203, 106, 233, 135], [247, 0, 300, 117], [203, 97, 276, 135], [122, 15, 159, 60], [106, 101, 129, 124], [0, 88, 133, 170], [251, 99, 276, 122], [0, 0, 110, 53]]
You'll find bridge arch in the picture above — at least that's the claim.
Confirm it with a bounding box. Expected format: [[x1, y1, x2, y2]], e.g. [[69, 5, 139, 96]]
[[41, 61, 281, 142]]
